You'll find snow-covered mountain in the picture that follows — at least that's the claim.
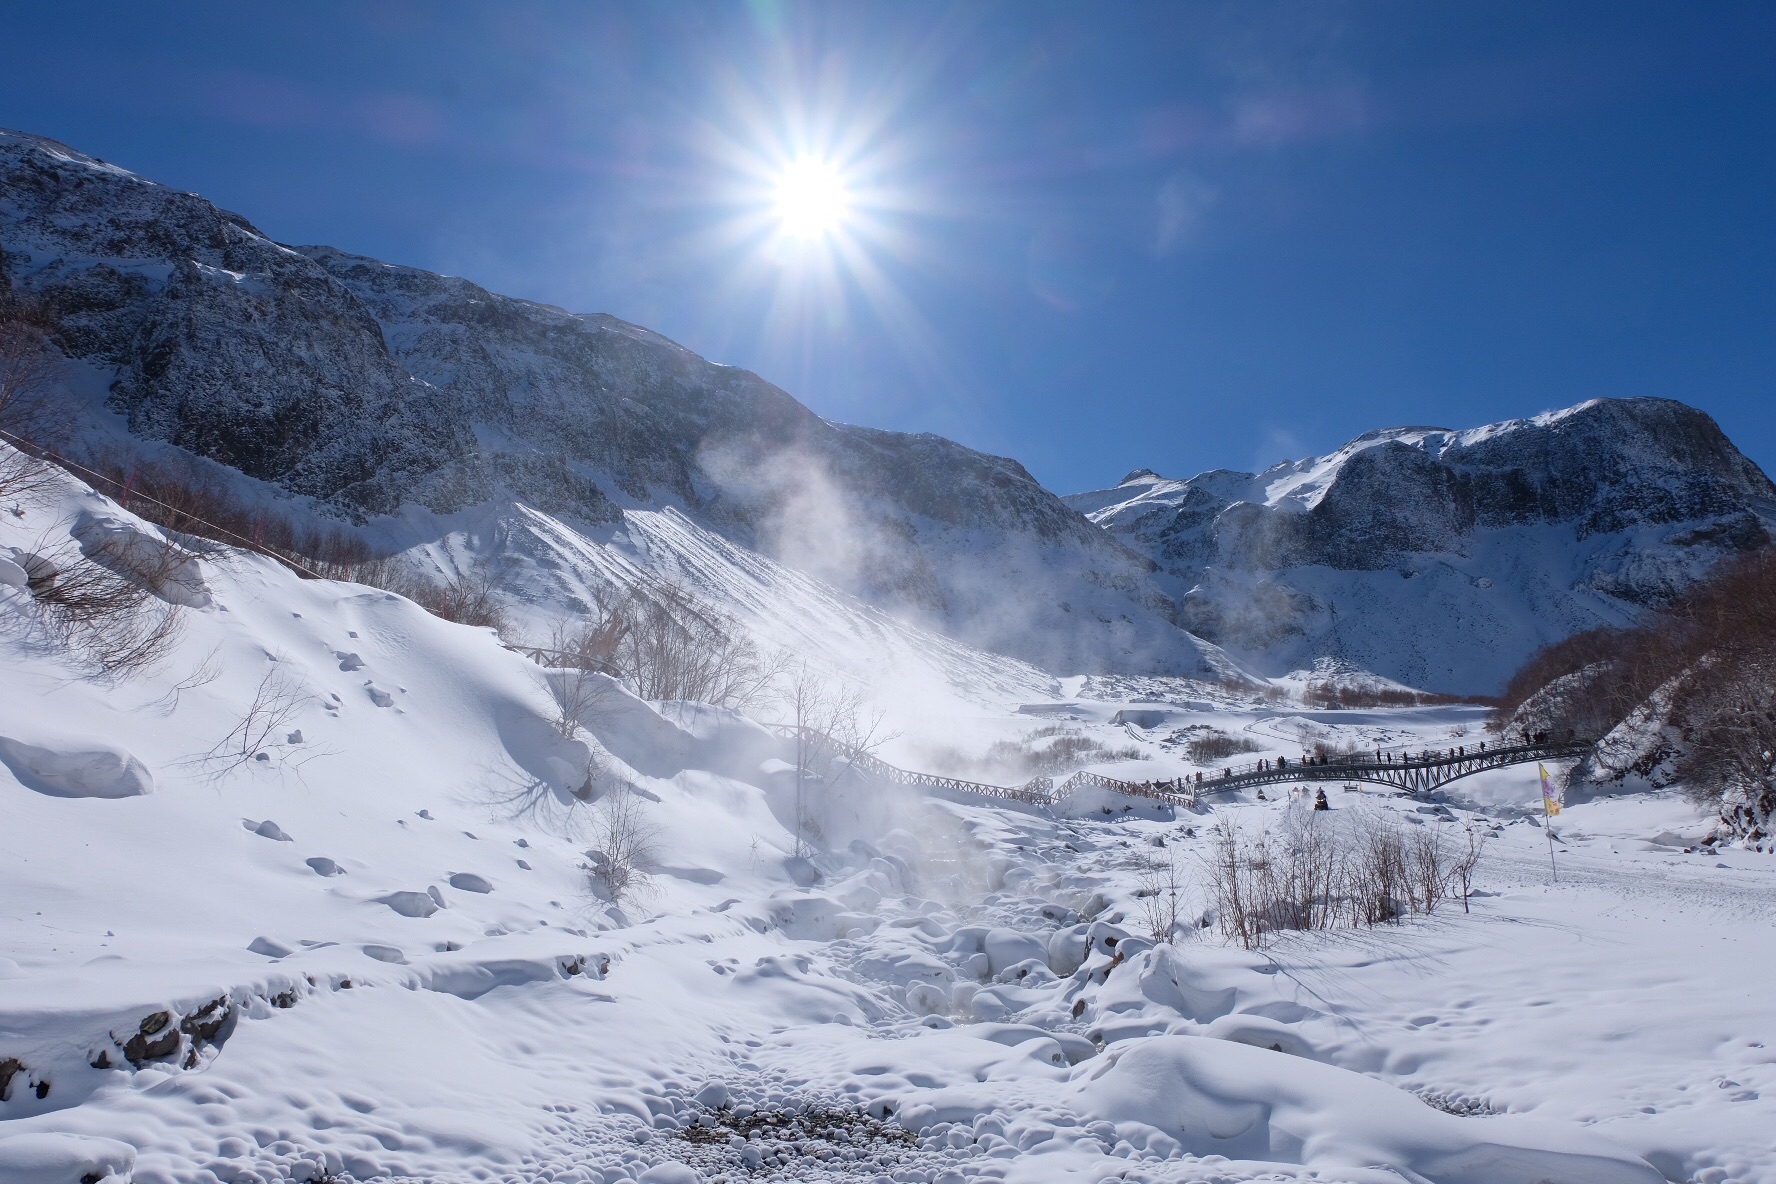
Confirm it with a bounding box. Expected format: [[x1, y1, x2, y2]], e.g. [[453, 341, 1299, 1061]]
[[6, 126, 1773, 697], [0, 128, 1225, 679], [1066, 399, 1776, 695]]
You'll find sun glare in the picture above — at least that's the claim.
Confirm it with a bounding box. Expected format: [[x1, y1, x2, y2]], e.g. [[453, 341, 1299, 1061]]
[[772, 158, 850, 238]]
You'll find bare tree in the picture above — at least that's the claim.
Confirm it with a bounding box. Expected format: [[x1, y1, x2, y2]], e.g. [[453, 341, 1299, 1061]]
[[1404, 822, 1450, 916], [540, 614, 629, 740], [777, 662, 894, 858], [1450, 824, 1488, 914], [1136, 846, 1190, 944], [586, 780, 661, 906]]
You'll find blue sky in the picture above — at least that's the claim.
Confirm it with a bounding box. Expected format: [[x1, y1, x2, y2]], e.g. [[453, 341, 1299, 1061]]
[[3, 1, 1773, 491]]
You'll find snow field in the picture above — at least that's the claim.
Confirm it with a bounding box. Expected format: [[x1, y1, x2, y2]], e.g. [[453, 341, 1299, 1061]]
[[2, 462, 1771, 1184]]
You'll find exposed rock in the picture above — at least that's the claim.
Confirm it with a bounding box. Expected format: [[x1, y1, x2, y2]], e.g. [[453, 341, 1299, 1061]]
[[120, 1011, 179, 1067]]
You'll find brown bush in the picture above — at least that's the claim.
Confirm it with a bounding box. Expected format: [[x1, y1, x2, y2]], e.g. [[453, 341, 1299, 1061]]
[[1208, 808, 1483, 949], [1183, 729, 1262, 763], [19, 532, 184, 677], [1491, 546, 1776, 842], [65, 448, 378, 577], [1302, 683, 1472, 710]]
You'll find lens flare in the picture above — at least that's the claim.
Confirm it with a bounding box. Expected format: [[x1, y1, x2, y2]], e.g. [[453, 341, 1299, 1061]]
[[772, 158, 850, 238]]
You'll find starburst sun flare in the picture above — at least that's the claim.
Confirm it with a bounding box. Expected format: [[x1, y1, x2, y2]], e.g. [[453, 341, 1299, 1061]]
[[772, 158, 851, 239]]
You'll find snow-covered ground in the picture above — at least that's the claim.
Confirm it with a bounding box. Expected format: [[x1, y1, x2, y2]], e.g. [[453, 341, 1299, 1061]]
[[3, 463, 1771, 1184]]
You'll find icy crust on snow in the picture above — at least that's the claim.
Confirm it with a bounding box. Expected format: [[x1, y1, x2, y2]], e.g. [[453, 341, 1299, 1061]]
[[0, 127, 1221, 679], [1067, 397, 1776, 693], [6, 462, 1768, 1184]]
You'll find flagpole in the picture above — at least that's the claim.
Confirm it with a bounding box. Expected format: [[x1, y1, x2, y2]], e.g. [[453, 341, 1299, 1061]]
[[1538, 762, 1559, 882], [1544, 795, 1558, 882]]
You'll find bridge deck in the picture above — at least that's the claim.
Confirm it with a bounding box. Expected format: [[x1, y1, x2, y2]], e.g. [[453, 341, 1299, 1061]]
[[767, 726, 1589, 811]]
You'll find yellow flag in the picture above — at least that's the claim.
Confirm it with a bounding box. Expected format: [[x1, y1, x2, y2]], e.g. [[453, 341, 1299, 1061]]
[[1539, 763, 1562, 816]]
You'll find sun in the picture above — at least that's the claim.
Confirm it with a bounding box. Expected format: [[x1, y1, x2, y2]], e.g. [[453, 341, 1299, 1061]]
[[771, 158, 850, 239]]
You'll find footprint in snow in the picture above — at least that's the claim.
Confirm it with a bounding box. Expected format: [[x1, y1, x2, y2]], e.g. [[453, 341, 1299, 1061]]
[[244, 819, 292, 842], [335, 652, 365, 671], [448, 872, 493, 893]]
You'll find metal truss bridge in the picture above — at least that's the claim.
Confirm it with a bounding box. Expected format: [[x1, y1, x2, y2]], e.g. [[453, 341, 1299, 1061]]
[[768, 726, 1591, 811]]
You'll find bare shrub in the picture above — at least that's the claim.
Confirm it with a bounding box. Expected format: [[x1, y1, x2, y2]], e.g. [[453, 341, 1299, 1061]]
[[364, 560, 509, 631], [1181, 728, 1262, 763], [1135, 847, 1190, 944], [1671, 645, 1776, 844], [146, 645, 225, 715], [586, 780, 661, 905], [617, 580, 786, 709], [197, 666, 311, 775], [1206, 808, 1478, 949], [34, 446, 380, 577], [20, 533, 185, 677], [0, 440, 62, 504], [1303, 683, 1471, 710], [541, 618, 626, 740]]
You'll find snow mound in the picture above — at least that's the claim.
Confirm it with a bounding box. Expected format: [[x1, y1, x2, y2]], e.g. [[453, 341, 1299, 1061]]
[[0, 737, 153, 799], [1077, 1035, 1663, 1183], [0, 1132, 135, 1184]]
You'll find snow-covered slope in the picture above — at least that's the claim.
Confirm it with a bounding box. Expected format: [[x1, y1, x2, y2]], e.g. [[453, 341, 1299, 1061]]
[[0, 128, 1223, 679], [1067, 399, 1776, 694], [13, 454, 1772, 1184]]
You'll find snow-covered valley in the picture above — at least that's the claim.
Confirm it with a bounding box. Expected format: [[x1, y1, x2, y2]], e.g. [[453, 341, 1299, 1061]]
[[4, 462, 1772, 1184]]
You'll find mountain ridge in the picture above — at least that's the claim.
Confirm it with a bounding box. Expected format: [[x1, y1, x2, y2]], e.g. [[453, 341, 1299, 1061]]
[[1067, 397, 1776, 692], [0, 126, 1224, 678]]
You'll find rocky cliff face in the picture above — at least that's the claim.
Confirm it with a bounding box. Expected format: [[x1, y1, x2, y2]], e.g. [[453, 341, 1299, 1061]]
[[1067, 400, 1776, 693], [0, 128, 1224, 677]]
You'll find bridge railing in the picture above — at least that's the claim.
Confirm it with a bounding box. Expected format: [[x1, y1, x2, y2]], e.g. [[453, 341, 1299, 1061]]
[[1205, 739, 1586, 783], [751, 724, 1590, 810], [763, 725, 1191, 809]]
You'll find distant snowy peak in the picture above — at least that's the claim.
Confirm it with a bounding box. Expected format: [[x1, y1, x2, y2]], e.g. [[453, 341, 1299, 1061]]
[[1066, 398, 1776, 693], [1076, 397, 1773, 556]]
